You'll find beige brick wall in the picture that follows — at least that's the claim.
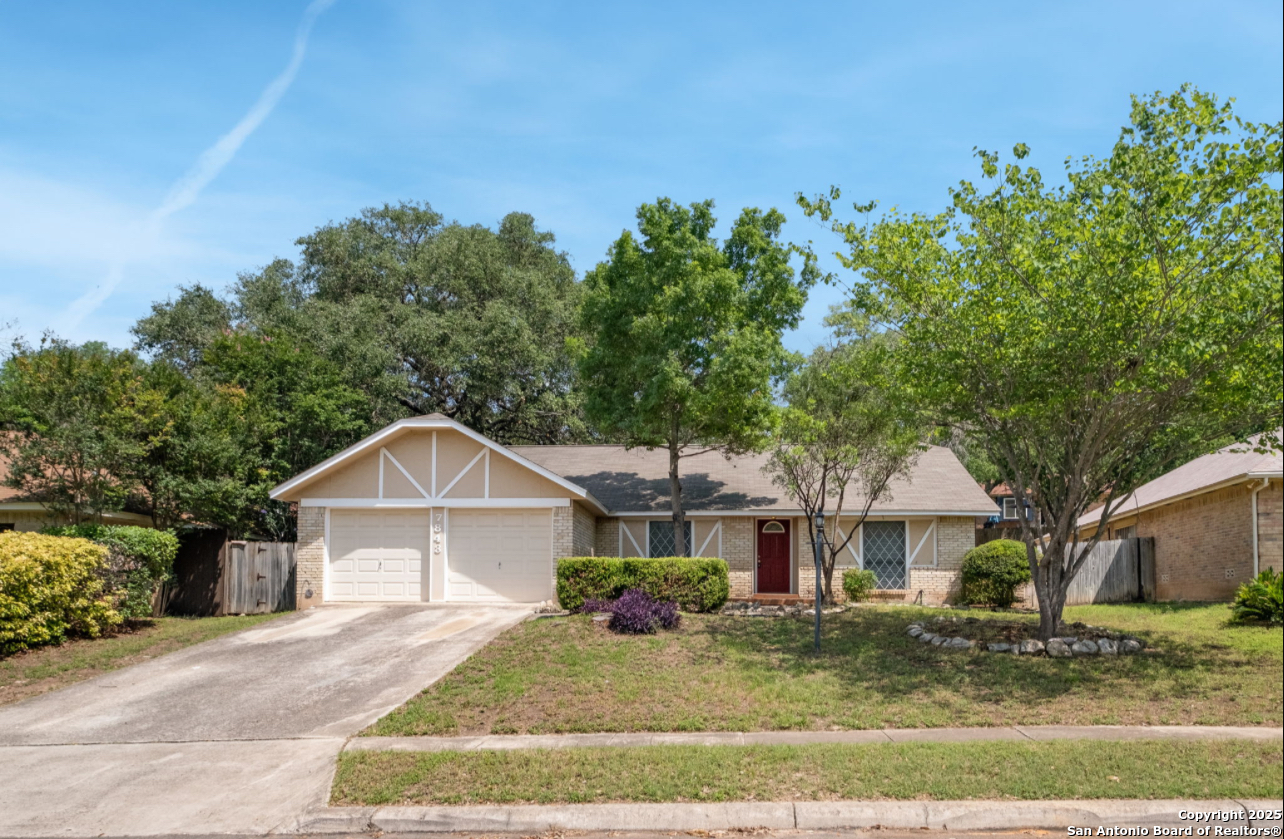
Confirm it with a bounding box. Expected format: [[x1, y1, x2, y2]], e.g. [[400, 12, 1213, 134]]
[[552, 505, 575, 560], [718, 515, 975, 604], [814, 516, 973, 605], [295, 506, 325, 609], [1260, 481, 1283, 575], [595, 517, 619, 557], [723, 516, 755, 598], [571, 503, 596, 556], [907, 516, 973, 604], [1136, 482, 1259, 601]]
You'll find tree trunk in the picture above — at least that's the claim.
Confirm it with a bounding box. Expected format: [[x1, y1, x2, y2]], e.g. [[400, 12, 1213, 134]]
[[821, 550, 837, 606], [668, 436, 687, 557], [1031, 535, 1069, 640]]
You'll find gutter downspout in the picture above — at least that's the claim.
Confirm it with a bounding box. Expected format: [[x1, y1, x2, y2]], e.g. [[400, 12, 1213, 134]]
[[1251, 478, 1271, 577]]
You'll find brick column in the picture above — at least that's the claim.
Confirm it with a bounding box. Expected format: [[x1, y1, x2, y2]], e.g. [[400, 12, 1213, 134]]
[[552, 506, 575, 559], [295, 506, 325, 609], [722, 517, 754, 598]]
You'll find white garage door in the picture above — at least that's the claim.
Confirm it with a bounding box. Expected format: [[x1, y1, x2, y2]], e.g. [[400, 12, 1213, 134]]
[[328, 510, 427, 601], [448, 508, 553, 602]]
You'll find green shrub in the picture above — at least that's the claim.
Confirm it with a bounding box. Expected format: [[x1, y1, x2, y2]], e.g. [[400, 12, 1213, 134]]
[[1230, 568, 1283, 624], [43, 525, 178, 619], [1, 532, 121, 655], [842, 568, 877, 602], [556, 557, 729, 613], [960, 539, 1032, 609]]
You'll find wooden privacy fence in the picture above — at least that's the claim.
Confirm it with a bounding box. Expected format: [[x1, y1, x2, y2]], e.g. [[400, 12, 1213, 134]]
[[1017, 537, 1155, 606], [161, 531, 296, 616]]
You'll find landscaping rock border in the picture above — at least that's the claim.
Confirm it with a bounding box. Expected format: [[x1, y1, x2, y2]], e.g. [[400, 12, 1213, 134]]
[[720, 602, 849, 618], [907, 622, 1145, 657]]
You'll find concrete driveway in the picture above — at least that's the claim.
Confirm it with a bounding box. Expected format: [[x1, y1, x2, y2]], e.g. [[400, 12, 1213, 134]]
[[0, 603, 530, 836]]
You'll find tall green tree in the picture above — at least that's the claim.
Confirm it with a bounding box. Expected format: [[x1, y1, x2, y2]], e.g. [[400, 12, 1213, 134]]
[[196, 329, 373, 539], [0, 338, 252, 531], [766, 337, 923, 604], [0, 339, 150, 523], [132, 284, 233, 373], [288, 203, 587, 442], [136, 204, 588, 444], [128, 361, 249, 531], [579, 199, 818, 555], [801, 87, 1282, 638]]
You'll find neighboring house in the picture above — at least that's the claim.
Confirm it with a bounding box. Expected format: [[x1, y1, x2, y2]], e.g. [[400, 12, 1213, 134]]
[[0, 450, 154, 532], [1077, 431, 1283, 601], [270, 414, 997, 608], [975, 483, 1040, 544]]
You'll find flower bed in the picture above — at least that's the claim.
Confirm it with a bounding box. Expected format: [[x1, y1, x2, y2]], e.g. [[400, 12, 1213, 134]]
[[908, 615, 1148, 657]]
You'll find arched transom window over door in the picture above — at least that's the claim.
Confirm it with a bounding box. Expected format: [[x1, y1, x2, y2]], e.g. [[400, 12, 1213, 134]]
[[863, 521, 906, 589], [761, 521, 786, 534]]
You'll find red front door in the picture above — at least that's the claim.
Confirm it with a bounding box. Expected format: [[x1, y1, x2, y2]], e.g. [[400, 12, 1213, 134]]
[[756, 519, 791, 593]]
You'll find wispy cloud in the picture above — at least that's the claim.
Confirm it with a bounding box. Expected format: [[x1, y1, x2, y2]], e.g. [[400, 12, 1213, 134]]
[[63, 0, 336, 332]]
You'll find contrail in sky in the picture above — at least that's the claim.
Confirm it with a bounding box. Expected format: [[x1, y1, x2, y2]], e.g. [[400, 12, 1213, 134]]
[[64, 0, 336, 331]]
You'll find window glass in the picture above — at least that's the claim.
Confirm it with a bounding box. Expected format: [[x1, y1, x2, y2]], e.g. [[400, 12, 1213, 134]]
[[648, 520, 694, 557], [862, 521, 906, 589], [1002, 498, 1018, 519]]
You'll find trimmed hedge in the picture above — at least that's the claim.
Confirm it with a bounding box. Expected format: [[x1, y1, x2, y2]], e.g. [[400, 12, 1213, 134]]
[[556, 557, 730, 613], [1, 532, 121, 655], [43, 525, 178, 618], [959, 539, 1033, 609]]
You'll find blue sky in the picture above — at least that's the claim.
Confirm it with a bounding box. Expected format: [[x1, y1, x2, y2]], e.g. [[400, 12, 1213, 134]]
[[2, 0, 1281, 354]]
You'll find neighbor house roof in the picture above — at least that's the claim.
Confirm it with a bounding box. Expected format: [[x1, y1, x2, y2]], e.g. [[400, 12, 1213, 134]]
[[1078, 430, 1284, 527], [509, 444, 998, 517]]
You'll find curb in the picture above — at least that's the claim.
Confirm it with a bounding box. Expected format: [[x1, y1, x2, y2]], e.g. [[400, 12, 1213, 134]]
[[344, 725, 1284, 753], [290, 798, 1284, 833]]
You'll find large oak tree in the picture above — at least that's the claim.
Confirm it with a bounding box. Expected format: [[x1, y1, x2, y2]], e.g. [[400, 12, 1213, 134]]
[[135, 203, 588, 445]]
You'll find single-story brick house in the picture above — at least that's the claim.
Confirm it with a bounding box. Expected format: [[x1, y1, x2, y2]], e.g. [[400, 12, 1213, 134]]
[[1078, 431, 1283, 601], [270, 414, 998, 607]]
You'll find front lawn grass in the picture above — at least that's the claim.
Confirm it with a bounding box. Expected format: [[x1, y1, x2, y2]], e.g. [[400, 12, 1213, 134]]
[[368, 603, 1282, 735], [332, 739, 1283, 805], [0, 614, 280, 706]]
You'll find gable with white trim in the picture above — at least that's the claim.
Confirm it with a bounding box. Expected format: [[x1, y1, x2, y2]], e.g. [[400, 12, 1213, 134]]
[[271, 421, 599, 509]]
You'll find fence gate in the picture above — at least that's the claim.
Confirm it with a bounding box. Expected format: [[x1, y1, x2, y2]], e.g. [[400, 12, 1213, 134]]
[[224, 541, 296, 614]]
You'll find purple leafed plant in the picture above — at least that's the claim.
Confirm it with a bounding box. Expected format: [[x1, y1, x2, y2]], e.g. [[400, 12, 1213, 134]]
[[607, 588, 680, 634], [578, 598, 615, 614]]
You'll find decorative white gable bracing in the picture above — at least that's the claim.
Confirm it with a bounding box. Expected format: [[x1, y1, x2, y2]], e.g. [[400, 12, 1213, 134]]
[[269, 416, 607, 514]]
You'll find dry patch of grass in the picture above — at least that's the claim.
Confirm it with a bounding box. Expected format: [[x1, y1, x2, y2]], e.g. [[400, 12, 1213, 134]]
[[333, 739, 1283, 805], [368, 603, 1282, 736], [0, 614, 280, 706]]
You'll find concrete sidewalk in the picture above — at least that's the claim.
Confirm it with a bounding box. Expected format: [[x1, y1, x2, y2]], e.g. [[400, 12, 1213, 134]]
[[294, 798, 1284, 834], [346, 724, 1284, 752]]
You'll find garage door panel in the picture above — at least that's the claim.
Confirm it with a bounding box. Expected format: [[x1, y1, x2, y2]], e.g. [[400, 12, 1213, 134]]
[[448, 508, 552, 602], [328, 509, 428, 602]]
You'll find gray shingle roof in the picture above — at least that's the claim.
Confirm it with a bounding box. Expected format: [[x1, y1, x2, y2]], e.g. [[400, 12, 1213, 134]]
[[507, 444, 997, 516], [1079, 430, 1283, 526]]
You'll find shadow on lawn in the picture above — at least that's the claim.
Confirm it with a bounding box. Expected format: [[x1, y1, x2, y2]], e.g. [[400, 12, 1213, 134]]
[[683, 605, 1254, 708]]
